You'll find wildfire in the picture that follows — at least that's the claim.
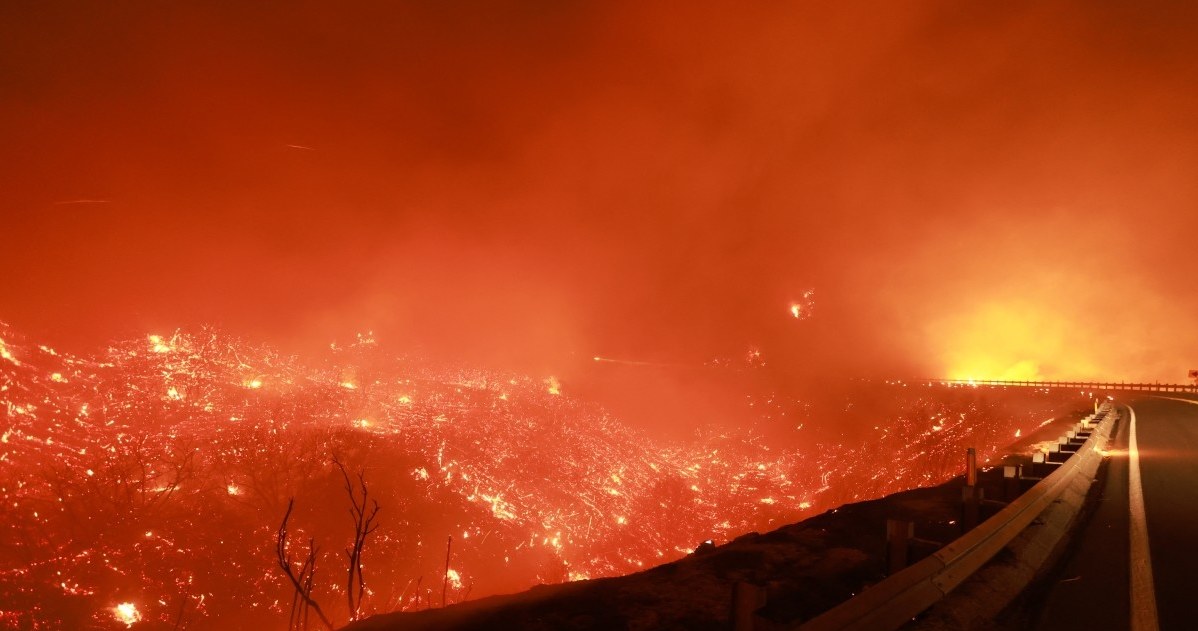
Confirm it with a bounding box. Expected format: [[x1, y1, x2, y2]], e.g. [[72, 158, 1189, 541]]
[[0, 322, 1087, 630]]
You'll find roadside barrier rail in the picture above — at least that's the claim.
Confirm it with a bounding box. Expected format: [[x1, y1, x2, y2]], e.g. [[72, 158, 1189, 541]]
[[926, 379, 1196, 393], [789, 405, 1115, 631]]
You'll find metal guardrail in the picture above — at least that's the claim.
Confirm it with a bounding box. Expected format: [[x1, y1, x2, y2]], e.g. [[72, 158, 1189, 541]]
[[792, 407, 1116, 631], [926, 379, 1197, 393]]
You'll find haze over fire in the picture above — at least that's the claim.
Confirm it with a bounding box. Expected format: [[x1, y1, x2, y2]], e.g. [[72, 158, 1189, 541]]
[[3, 2, 1198, 386]]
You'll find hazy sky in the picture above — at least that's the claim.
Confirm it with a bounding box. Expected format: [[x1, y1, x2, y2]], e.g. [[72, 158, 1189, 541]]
[[2, 1, 1196, 382]]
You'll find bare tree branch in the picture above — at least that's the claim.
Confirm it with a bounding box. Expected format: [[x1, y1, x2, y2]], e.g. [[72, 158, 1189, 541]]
[[275, 499, 334, 631], [333, 457, 381, 621]]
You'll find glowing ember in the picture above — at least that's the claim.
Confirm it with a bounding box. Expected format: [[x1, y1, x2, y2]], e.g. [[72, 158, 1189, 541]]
[[0, 339, 18, 366]]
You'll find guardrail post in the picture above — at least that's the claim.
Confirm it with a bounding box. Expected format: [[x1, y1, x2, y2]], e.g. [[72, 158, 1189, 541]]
[[886, 519, 914, 574], [962, 448, 980, 531], [729, 581, 766, 631], [1002, 464, 1020, 501]]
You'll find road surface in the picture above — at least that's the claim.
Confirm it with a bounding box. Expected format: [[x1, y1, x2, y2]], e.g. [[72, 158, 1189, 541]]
[[1031, 395, 1198, 631]]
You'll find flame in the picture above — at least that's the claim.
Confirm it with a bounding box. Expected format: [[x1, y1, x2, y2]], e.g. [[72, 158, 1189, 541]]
[[113, 602, 141, 627], [148, 335, 171, 354], [545, 376, 562, 395], [445, 568, 462, 590], [788, 290, 816, 320]]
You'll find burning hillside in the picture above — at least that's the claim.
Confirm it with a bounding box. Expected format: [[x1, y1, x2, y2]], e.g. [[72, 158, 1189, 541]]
[[0, 322, 1086, 630]]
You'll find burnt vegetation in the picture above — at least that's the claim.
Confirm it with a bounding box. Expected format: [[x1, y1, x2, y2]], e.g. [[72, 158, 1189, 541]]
[[0, 326, 1090, 629]]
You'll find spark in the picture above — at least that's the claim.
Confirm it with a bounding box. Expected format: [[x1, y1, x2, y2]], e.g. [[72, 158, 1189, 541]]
[[52, 199, 112, 205]]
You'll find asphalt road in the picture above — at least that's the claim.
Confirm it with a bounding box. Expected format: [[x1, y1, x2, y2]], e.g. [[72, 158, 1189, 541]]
[[1031, 395, 1198, 631]]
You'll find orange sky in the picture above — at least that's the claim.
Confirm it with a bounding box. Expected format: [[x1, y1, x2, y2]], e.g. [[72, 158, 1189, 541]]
[[2, 1, 1196, 383]]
